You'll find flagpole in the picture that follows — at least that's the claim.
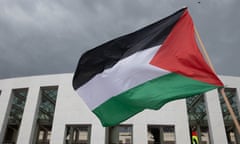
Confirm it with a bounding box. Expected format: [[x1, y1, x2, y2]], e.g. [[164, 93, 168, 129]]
[[194, 26, 240, 134]]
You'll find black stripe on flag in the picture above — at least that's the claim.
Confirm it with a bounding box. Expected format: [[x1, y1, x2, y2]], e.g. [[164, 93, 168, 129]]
[[73, 7, 186, 90]]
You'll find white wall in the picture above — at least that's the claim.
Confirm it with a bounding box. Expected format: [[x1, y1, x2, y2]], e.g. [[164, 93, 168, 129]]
[[0, 80, 13, 143], [0, 74, 239, 144]]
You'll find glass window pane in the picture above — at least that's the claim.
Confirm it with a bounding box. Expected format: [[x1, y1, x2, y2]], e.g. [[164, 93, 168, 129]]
[[108, 125, 133, 144], [148, 125, 175, 144], [65, 125, 91, 144], [186, 94, 211, 144], [35, 86, 58, 144], [3, 88, 28, 144], [218, 88, 240, 144]]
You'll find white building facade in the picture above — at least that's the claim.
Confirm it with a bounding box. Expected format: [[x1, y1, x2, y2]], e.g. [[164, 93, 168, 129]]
[[0, 73, 239, 144]]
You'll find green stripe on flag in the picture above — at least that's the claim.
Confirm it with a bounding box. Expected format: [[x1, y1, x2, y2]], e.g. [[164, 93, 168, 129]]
[[93, 73, 220, 127]]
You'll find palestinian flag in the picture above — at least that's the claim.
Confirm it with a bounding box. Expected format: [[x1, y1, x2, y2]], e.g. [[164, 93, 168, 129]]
[[72, 7, 223, 127]]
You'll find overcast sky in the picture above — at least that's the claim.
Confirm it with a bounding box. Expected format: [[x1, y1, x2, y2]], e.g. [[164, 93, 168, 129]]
[[0, 0, 239, 79]]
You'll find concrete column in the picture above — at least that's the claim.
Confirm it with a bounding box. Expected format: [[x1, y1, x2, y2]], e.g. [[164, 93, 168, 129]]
[[133, 124, 148, 144], [90, 124, 106, 144], [175, 99, 191, 144], [91, 124, 105, 144], [16, 85, 41, 144], [196, 125, 202, 142], [205, 90, 228, 144], [0, 88, 12, 143], [50, 81, 68, 144], [159, 127, 164, 144]]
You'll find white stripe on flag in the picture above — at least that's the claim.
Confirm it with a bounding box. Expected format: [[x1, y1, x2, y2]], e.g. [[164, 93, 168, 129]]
[[76, 45, 170, 110]]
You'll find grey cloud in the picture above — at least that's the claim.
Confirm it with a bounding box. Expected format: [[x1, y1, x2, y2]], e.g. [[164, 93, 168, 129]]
[[0, 0, 240, 79]]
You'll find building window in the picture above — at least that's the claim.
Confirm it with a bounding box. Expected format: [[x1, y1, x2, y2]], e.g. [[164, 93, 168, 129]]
[[106, 125, 133, 144], [65, 125, 91, 144], [218, 88, 240, 144], [186, 94, 211, 144], [34, 86, 58, 144], [148, 125, 175, 144], [3, 88, 28, 144]]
